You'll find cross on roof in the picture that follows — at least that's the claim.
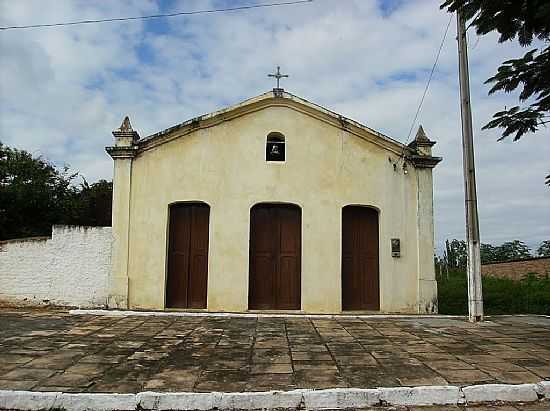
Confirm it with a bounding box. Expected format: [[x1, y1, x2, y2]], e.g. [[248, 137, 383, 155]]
[[268, 66, 288, 89]]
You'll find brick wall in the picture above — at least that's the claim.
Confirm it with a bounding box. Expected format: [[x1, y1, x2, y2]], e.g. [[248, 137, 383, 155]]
[[481, 257, 550, 281], [0, 225, 112, 307]]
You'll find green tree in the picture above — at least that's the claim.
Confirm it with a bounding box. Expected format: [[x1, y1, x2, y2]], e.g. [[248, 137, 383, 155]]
[[440, 0, 550, 185], [0, 142, 112, 240], [0, 142, 78, 239], [480, 243, 499, 264], [537, 240, 550, 257], [444, 239, 467, 269], [495, 240, 532, 261], [72, 179, 112, 227]]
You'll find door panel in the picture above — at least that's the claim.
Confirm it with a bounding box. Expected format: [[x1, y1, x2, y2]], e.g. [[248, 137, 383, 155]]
[[187, 205, 209, 308], [248, 207, 275, 310], [166, 203, 209, 309], [342, 206, 379, 311], [277, 207, 301, 309], [249, 204, 301, 310]]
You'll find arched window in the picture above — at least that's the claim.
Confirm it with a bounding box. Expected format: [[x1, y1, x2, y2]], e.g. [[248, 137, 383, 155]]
[[266, 132, 285, 162]]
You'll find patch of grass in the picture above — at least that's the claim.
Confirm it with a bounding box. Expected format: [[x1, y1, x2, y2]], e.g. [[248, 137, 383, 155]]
[[437, 270, 550, 315]]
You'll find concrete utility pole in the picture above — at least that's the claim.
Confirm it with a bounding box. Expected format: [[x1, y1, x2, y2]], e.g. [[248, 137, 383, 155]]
[[457, 9, 484, 322]]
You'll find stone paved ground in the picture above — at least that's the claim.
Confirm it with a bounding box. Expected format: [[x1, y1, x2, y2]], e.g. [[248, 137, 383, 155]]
[[0, 308, 549, 394]]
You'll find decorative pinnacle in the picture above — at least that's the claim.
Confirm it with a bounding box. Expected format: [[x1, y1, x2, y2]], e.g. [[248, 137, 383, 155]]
[[117, 116, 133, 133], [415, 125, 429, 142], [112, 115, 140, 144]]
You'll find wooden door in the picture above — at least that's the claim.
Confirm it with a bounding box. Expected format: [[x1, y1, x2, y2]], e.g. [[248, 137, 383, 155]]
[[249, 204, 301, 310], [166, 203, 209, 309], [342, 206, 379, 311]]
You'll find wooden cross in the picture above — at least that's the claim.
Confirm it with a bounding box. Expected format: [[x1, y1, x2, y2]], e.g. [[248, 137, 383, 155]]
[[268, 66, 288, 89]]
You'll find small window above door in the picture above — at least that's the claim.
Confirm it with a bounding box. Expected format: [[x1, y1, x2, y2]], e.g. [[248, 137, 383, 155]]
[[266, 132, 285, 162]]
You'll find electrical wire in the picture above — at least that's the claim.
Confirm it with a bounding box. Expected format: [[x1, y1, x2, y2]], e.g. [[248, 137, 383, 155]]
[[0, 0, 313, 31], [402, 14, 453, 150]]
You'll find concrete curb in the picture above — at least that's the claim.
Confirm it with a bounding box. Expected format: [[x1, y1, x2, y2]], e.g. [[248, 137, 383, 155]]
[[53, 393, 136, 411], [536, 381, 550, 397], [70, 308, 468, 319], [0, 391, 59, 411], [379, 386, 462, 406], [0, 382, 548, 410], [463, 383, 539, 404]]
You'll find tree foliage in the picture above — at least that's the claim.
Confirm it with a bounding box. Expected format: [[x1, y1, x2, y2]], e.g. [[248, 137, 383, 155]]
[[441, 238, 548, 267], [440, 0, 550, 184], [480, 242, 499, 264], [537, 240, 550, 257], [444, 239, 467, 269], [0, 142, 112, 240], [495, 240, 532, 261]]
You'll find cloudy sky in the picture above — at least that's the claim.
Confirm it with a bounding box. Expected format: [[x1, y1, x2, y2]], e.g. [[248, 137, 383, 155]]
[[1, 0, 548, 253]]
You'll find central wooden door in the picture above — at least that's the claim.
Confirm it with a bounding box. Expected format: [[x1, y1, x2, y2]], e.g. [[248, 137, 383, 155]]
[[342, 206, 380, 311], [166, 203, 209, 309], [249, 204, 301, 310]]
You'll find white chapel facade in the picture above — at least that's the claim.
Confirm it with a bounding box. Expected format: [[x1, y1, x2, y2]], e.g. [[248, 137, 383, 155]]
[[106, 89, 442, 314]]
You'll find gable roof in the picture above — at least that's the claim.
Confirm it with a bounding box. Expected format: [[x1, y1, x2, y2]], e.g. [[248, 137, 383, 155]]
[[135, 89, 413, 156]]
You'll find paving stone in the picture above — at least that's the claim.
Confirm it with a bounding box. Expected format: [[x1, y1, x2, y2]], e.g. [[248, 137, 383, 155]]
[[195, 370, 249, 392], [0, 354, 34, 364], [204, 359, 249, 370], [477, 362, 531, 373], [293, 360, 339, 371], [252, 348, 291, 364], [289, 344, 328, 352], [435, 369, 494, 384], [78, 354, 126, 364], [250, 363, 293, 374], [334, 354, 379, 365], [397, 375, 449, 386], [295, 369, 349, 389], [2, 368, 58, 380], [291, 350, 333, 361], [22, 352, 83, 369], [525, 365, 550, 378], [41, 370, 93, 386], [0, 379, 39, 390], [245, 373, 296, 391], [33, 385, 86, 393], [484, 370, 542, 384], [63, 362, 112, 375], [89, 380, 142, 393], [143, 368, 199, 391], [424, 360, 477, 371]]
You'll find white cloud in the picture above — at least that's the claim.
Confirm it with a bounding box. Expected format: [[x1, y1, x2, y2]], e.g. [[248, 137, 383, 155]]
[[0, 0, 548, 250]]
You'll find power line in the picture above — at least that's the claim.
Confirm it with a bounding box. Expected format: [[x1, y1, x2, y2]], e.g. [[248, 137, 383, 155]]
[[0, 0, 313, 31], [402, 14, 453, 148]]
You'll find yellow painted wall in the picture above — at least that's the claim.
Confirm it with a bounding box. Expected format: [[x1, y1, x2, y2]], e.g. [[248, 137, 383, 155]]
[[123, 104, 432, 313]]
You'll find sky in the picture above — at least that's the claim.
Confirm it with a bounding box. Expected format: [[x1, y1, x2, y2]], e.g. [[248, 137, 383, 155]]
[[0, 0, 549, 253]]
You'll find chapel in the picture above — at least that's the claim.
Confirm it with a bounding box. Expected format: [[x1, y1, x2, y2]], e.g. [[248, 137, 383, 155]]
[[106, 88, 441, 314]]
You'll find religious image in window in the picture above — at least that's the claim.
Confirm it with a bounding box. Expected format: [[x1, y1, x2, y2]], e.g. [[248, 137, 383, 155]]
[[266, 132, 285, 162]]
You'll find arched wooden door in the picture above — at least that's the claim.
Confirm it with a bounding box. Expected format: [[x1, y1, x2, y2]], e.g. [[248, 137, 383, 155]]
[[249, 204, 301, 310], [166, 203, 209, 309], [342, 206, 380, 311]]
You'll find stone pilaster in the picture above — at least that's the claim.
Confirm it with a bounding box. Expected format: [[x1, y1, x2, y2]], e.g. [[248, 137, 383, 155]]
[[407, 126, 442, 313], [105, 117, 139, 309]]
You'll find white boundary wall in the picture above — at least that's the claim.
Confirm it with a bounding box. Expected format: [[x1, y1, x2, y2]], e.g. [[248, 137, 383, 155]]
[[0, 225, 112, 308]]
